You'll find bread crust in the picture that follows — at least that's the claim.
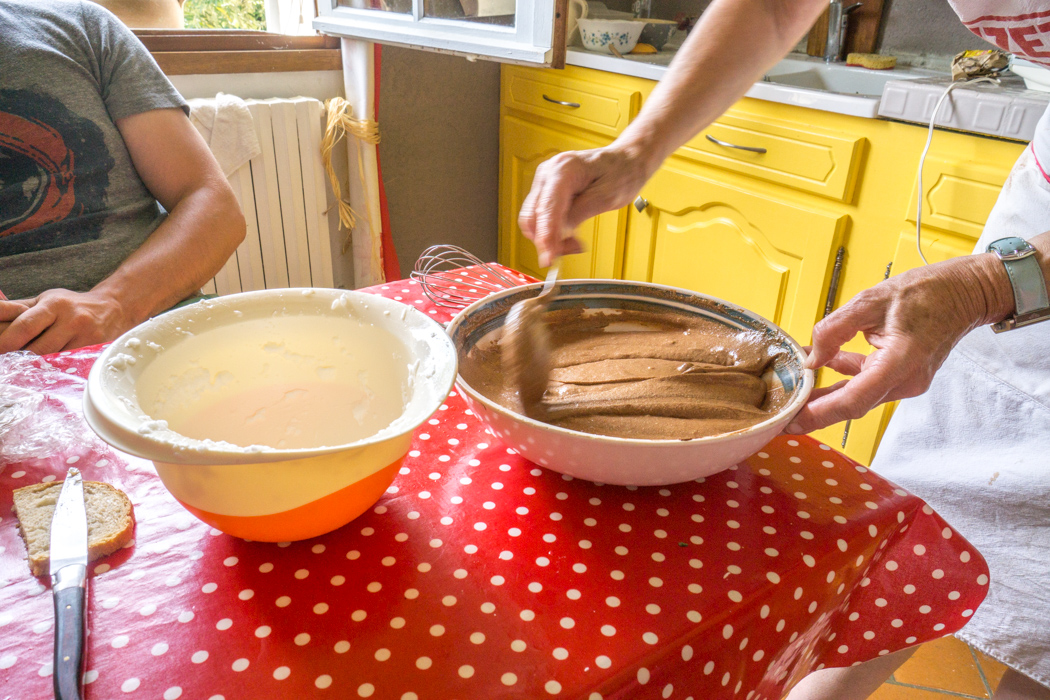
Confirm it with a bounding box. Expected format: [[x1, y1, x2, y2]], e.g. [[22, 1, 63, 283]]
[[12, 480, 135, 577]]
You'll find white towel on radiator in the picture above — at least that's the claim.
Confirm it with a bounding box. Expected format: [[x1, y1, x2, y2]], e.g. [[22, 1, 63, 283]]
[[187, 93, 261, 176]]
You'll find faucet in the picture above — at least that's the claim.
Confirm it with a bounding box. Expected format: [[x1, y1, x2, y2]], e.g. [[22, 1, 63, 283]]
[[824, 0, 863, 63]]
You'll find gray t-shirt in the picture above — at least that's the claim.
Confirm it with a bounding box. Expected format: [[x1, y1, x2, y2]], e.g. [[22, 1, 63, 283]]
[[0, 0, 188, 299]]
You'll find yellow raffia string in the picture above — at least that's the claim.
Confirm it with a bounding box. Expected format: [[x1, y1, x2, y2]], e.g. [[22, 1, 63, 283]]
[[321, 97, 381, 269]]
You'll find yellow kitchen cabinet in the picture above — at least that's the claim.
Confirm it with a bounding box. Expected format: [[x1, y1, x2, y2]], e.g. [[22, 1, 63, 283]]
[[499, 65, 640, 281], [501, 67, 640, 139], [621, 161, 847, 345], [499, 115, 627, 281], [498, 62, 1027, 466], [813, 132, 1024, 464]]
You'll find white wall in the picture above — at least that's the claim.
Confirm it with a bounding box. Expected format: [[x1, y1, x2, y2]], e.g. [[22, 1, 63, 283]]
[[169, 70, 345, 101]]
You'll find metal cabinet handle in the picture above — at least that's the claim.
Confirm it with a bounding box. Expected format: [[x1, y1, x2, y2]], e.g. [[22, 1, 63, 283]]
[[543, 94, 581, 108], [705, 134, 767, 154], [634, 196, 649, 213]]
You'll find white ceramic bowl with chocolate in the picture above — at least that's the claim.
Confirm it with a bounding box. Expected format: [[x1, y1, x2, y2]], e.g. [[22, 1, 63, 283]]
[[447, 280, 814, 486]]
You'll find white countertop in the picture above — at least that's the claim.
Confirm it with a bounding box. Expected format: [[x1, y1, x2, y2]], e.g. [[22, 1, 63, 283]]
[[566, 48, 942, 119]]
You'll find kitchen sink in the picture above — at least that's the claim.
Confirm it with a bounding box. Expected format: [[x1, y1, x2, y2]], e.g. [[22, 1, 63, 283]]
[[762, 56, 934, 98], [565, 48, 941, 118]]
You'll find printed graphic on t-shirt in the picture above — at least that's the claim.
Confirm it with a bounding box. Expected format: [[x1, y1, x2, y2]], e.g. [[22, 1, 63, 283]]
[[0, 89, 112, 257], [949, 1, 1050, 66]]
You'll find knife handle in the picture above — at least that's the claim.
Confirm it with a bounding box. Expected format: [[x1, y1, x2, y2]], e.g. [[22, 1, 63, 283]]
[[52, 564, 87, 700]]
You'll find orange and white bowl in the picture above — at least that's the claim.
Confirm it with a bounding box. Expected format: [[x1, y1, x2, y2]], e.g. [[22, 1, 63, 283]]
[[84, 289, 456, 541]]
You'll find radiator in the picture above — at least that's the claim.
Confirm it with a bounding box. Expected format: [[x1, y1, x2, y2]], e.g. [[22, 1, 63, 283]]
[[201, 97, 342, 296]]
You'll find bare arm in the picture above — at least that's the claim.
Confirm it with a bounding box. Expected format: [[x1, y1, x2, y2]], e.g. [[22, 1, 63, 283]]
[[0, 108, 245, 354], [519, 0, 829, 265]]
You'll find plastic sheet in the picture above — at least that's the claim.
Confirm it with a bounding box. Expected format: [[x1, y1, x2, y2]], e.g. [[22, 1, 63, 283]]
[[0, 350, 105, 461]]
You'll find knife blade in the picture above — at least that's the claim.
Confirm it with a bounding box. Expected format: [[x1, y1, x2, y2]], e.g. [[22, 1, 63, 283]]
[[50, 468, 88, 700]]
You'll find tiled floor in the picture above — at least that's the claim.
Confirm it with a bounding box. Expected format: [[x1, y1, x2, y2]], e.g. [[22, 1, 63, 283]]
[[871, 637, 1009, 700]]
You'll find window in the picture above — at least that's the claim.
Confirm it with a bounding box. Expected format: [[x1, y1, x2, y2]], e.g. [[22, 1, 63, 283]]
[[183, 0, 267, 31], [314, 0, 565, 66]]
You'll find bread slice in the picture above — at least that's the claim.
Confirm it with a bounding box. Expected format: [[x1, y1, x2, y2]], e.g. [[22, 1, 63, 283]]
[[13, 480, 135, 577]]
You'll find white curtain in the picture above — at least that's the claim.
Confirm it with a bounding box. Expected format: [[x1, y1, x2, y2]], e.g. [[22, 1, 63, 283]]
[[265, 0, 320, 35], [340, 39, 386, 288]]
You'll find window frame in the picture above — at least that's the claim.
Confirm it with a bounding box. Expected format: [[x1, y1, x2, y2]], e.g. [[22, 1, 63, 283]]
[[313, 0, 565, 66], [135, 30, 343, 74]]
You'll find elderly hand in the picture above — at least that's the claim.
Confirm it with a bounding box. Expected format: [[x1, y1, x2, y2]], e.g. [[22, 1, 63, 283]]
[[786, 253, 1015, 434], [0, 289, 130, 355], [519, 145, 652, 267]]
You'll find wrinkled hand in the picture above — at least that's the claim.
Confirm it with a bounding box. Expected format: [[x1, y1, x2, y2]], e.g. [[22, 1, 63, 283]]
[[519, 145, 651, 267], [786, 254, 1012, 434], [0, 289, 131, 355]]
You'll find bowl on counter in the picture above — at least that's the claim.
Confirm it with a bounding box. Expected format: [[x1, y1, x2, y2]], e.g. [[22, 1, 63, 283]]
[[446, 280, 814, 487], [84, 288, 457, 541], [634, 18, 677, 50], [1011, 57, 1050, 92], [577, 18, 645, 54]]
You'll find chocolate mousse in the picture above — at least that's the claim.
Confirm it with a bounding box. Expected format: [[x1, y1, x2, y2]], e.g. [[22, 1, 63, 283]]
[[460, 307, 787, 440]]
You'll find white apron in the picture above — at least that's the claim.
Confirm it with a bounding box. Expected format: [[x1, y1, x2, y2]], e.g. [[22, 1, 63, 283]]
[[872, 129, 1050, 686]]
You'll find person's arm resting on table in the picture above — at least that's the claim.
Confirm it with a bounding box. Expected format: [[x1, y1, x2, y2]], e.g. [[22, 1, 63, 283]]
[[0, 109, 245, 354]]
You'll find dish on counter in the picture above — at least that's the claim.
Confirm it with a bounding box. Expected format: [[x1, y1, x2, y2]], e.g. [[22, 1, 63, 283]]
[[447, 280, 814, 486], [633, 17, 677, 50], [1011, 57, 1050, 93], [577, 18, 645, 54]]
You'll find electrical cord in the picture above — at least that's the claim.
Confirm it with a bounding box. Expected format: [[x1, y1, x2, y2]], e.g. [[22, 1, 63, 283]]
[[915, 75, 1001, 265]]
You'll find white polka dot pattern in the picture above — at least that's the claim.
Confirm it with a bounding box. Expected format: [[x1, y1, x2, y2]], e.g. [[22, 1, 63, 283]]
[[0, 273, 989, 700]]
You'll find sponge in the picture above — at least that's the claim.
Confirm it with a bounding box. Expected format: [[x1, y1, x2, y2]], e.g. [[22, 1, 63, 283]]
[[846, 53, 897, 70]]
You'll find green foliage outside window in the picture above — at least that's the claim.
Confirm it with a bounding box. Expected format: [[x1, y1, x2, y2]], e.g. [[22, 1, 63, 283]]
[[183, 0, 266, 30]]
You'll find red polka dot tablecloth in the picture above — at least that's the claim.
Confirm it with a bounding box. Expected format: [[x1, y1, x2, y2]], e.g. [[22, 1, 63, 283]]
[[0, 273, 989, 700]]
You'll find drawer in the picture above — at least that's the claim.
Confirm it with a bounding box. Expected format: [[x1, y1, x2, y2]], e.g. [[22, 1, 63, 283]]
[[675, 111, 866, 202], [501, 66, 640, 138]]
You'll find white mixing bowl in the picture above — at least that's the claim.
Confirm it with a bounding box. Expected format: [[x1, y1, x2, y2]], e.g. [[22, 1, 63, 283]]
[[447, 280, 813, 486]]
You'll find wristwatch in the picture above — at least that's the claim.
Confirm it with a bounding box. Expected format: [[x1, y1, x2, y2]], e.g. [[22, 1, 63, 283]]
[[987, 237, 1050, 332]]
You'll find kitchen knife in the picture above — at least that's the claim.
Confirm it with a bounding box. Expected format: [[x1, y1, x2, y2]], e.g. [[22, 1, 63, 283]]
[[50, 468, 88, 700]]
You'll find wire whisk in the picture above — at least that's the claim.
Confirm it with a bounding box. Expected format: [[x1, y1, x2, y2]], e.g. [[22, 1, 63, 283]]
[[411, 245, 527, 310]]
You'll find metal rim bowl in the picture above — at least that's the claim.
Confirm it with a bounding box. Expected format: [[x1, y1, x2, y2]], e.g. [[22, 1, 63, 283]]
[[446, 279, 814, 486]]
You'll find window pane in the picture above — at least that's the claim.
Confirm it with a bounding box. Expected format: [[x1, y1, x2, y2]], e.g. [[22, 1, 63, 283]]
[[336, 0, 412, 15], [183, 0, 266, 29], [425, 0, 514, 26]]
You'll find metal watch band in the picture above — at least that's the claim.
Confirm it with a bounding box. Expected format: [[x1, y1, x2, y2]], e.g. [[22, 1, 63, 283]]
[[987, 237, 1050, 333]]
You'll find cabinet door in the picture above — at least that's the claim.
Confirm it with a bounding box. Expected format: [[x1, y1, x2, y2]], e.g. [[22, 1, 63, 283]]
[[621, 162, 846, 345], [813, 147, 1019, 465], [499, 115, 626, 280]]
